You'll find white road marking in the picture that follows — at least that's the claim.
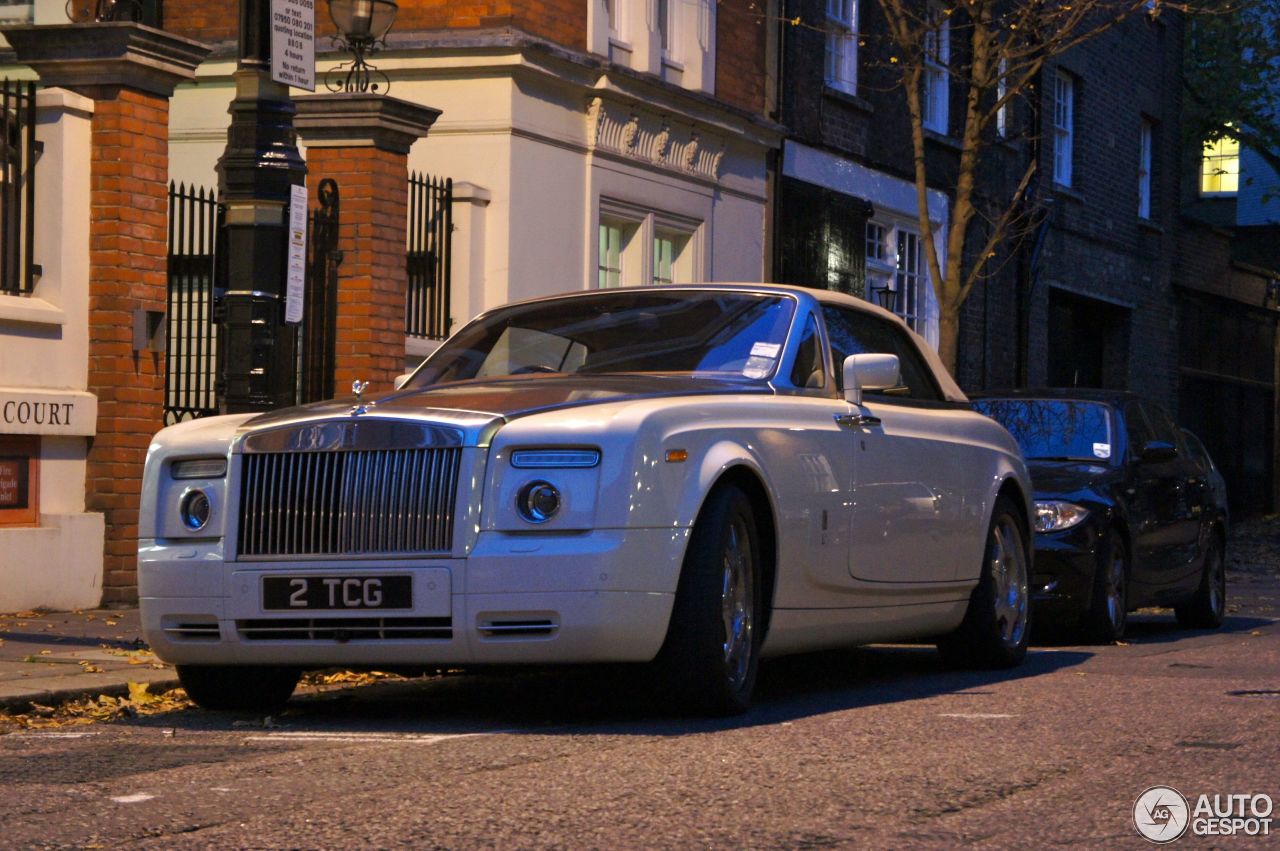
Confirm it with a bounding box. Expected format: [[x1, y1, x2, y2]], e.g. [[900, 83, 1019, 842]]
[[938, 713, 1016, 719], [110, 793, 156, 804], [243, 731, 505, 745], [14, 731, 100, 739]]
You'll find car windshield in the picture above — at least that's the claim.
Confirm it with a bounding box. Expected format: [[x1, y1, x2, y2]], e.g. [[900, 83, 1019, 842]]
[[407, 290, 797, 387], [974, 398, 1115, 463]]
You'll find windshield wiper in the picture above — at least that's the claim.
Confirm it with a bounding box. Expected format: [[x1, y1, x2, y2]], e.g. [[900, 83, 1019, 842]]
[[1026, 455, 1099, 462]]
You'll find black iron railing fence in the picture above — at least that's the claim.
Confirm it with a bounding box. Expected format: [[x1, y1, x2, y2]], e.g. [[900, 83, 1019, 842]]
[[0, 79, 39, 298], [165, 182, 219, 424], [406, 172, 452, 340]]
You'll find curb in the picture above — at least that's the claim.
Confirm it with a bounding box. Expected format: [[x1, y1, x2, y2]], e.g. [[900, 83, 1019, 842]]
[[0, 677, 182, 714]]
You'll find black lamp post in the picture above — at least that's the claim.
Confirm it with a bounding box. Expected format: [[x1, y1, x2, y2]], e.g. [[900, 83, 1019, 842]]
[[326, 0, 399, 93], [215, 0, 308, 413]]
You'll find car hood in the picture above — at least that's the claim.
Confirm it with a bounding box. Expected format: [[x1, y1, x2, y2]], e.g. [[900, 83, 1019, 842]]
[[236, 374, 772, 447], [1026, 459, 1118, 499]]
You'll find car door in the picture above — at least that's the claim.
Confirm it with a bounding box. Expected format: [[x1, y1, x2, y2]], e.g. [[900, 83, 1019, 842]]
[[1124, 400, 1203, 598], [822, 306, 986, 584]]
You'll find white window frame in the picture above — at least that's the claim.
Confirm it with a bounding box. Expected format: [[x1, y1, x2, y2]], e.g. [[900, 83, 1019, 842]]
[[597, 200, 702, 289], [995, 57, 1008, 138], [922, 6, 950, 134], [1138, 119, 1153, 219], [1200, 135, 1240, 196], [1053, 71, 1074, 187], [865, 218, 928, 334], [825, 0, 858, 95]]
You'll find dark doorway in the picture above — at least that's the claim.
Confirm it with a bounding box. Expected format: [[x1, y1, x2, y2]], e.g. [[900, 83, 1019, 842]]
[[1047, 288, 1131, 389]]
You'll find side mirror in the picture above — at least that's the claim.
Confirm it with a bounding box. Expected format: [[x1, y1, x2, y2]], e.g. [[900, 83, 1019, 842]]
[[393, 373, 413, 391], [1139, 440, 1178, 463], [842, 353, 900, 406]]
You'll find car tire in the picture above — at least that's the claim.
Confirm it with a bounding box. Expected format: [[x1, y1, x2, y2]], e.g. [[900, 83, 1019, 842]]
[[653, 484, 763, 716], [937, 495, 1030, 669], [177, 665, 301, 712], [1175, 535, 1226, 629], [1082, 530, 1128, 644]]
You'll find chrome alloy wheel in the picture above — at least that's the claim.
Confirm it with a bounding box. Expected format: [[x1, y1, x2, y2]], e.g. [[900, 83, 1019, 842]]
[[1206, 543, 1225, 618], [989, 517, 1029, 647], [1104, 548, 1126, 631], [720, 516, 755, 689]]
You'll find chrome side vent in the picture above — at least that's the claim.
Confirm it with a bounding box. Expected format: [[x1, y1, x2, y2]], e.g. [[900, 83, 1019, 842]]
[[478, 617, 559, 639], [237, 617, 453, 642], [162, 617, 221, 641], [236, 447, 462, 558]]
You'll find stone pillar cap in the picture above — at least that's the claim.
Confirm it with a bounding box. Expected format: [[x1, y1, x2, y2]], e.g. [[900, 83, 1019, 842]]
[[1, 23, 211, 98], [294, 93, 441, 154]]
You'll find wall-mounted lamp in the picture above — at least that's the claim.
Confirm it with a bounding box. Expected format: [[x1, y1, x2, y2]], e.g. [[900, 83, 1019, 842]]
[[325, 0, 399, 94], [872, 282, 898, 313]]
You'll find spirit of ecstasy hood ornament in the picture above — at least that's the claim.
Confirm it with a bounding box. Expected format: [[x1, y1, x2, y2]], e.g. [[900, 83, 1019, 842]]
[[351, 379, 371, 416]]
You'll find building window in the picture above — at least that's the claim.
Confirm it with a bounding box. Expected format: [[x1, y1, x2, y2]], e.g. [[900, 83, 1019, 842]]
[[1200, 135, 1240, 195], [865, 220, 926, 333], [1138, 119, 1153, 219], [0, 434, 38, 527], [1052, 71, 1074, 186], [995, 57, 1008, 138], [599, 203, 700, 288], [653, 230, 692, 285], [922, 6, 950, 134], [599, 219, 636, 288], [606, 0, 619, 38], [825, 0, 858, 94], [657, 0, 672, 57]]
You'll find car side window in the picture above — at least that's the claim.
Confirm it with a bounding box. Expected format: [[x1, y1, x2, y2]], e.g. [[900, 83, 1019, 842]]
[[821, 305, 942, 402], [789, 313, 827, 390], [1123, 401, 1153, 456], [1143, 403, 1182, 448]]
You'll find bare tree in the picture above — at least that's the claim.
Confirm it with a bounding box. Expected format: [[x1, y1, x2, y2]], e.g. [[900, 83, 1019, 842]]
[[871, 0, 1184, 373]]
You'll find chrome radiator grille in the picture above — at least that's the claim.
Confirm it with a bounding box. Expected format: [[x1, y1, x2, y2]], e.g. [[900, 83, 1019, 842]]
[[237, 448, 462, 558]]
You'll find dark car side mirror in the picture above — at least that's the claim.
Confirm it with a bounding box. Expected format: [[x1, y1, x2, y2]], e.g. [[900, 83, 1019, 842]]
[[1139, 440, 1178, 463]]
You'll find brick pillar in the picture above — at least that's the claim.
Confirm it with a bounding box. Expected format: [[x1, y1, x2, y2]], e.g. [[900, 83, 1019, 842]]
[[4, 24, 209, 603], [295, 94, 439, 394]]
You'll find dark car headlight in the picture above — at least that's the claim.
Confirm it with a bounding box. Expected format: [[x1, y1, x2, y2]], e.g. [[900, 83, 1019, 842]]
[[1034, 500, 1089, 533]]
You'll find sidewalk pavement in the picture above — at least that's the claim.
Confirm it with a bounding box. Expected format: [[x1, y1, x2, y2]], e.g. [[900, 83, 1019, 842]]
[[0, 609, 178, 711]]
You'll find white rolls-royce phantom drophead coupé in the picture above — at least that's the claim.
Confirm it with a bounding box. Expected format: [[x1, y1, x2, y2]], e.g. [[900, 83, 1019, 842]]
[[140, 284, 1033, 714]]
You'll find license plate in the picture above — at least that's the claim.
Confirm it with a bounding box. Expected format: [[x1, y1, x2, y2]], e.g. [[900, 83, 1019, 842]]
[[262, 576, 411, 610]]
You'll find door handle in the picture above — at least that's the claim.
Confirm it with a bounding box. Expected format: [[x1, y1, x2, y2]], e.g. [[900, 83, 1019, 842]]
[[835, 412, 882, 429]]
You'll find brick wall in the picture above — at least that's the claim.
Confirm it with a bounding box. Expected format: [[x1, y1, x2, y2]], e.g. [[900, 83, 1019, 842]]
[[162, 0, 585, 50], [81, 87, 171, 603], [306, 147, 409, 394], [716, 0, 766, 114]]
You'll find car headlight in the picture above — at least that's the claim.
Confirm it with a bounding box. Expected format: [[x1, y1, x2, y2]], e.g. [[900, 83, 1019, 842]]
[[517, 481, 562, 524], [1034, 500, 1089, 533], [179, 488, 213, 532]]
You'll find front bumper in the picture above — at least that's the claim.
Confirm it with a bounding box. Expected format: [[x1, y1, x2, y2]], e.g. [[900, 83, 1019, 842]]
[[139, 527, 690, 668], [1030, 522, 1102, 624]]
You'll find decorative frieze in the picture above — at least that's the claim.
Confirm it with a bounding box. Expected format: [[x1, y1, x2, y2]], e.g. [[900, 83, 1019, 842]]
[[586, 96, 725, 182]]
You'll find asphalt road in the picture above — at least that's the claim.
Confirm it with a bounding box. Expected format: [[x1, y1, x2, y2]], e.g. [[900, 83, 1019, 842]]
[[2, 575, 1278, 849]]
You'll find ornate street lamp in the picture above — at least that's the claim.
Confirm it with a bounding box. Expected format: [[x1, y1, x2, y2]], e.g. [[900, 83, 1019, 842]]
[[326, 0, 399, 93]]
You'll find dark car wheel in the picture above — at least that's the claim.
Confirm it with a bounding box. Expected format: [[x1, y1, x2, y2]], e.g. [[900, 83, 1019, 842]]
[[937, 495, 1030, 669], [1082, 531, 1128, 644], [653, 484, 763, 716], [177, 665, 301, 712], [1175, 535, 1226, 630]]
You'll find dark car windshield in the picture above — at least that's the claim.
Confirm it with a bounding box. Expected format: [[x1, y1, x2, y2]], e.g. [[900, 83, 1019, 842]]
[[407, 291, 796, 387], [974, 398, 1115, 463]]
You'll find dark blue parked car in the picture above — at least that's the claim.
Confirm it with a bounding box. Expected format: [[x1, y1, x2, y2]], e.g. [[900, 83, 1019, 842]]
[[973, 390, 1228, 643]]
